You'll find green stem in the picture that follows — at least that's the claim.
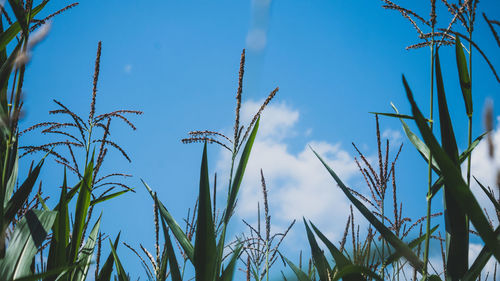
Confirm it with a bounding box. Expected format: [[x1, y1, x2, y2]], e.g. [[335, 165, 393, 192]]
[[466, 29, 473, 189], [423, 34, 435, 281]]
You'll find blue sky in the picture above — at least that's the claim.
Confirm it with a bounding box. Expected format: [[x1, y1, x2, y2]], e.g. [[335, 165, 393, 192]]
[[18, 0, 500, 279]]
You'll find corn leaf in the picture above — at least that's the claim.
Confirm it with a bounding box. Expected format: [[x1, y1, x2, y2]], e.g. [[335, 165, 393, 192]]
[[403, 74, 500, 263], [390, 103, 440, 173], [0, 1, 47, 51], [382, 225, 438, 267], [429, 132, 486, 199], [303, 218, 330, 281], [309, 221, 364, 281], [331, 265, 383, 281], [161, 216, 182, 281], [4, 159, 43, 229], [96, 232, 121, 281], [0, 210, 57, 280], [72, 214, 101, 281], [218, 243, 242, 281], [90, 189, 132, 206], [473, 177, 500, 211], [143, 179, 194, 262], [463, 226, 500, 281], [312, 148, 424, 272], [4, 152, 18, 207], [281, 255, 313, 281], [435, 51, 468, 279], [224, 117, 259, 224], [46, 169, 70, 277], [194, 142, 217, 281], [455, 36, 472, 117], [109, 239, 128, 281], [69, 157, 94, 263]]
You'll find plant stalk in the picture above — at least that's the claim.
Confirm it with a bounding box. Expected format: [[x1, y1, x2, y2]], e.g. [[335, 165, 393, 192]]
[[423, 31, 435, 281]]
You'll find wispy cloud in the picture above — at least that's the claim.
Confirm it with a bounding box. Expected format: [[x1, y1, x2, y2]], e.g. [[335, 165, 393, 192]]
[[217, 100, 362, 243], [382, 128, 403, 146]]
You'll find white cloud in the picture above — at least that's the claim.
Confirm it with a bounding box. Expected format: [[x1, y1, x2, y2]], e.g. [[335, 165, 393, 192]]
[[468, 116, 500, 226], [217, 100, 362, 242], [382, 128, 402, 146]]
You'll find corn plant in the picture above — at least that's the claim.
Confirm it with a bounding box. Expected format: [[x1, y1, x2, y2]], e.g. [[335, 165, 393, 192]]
[[142, 49, 280, 281]]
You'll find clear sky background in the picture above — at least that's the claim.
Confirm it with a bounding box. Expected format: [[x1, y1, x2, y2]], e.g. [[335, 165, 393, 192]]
[[17, 0, 500, 279]]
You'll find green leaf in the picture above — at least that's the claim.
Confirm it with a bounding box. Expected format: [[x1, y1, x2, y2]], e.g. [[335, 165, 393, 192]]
[[7, 0, 28, 33], [109, 239, 129, 281], [4, 152, 18, 207], [0, 1, 47, 52], [96, 232, 121, 281], [72, 215, 102, 281], [403, 74, 500, 264], [224, 117, 260, 224], [463, 226, 500, 281], [0, 210, 57, 280], [216, 117, 260, 278], [435, 51, 468, 280], [382, 225, 439, 267], [46, 169, 70, 276], [331, 265, 383, 281], [428, 275, 443, 281], [390, 103, 440, 173], [194, 142, 217, 281], [218, 243, 243, 281], [369, 112, 416, 120], [90, 189, 132, 206], [12, 265, 75, 281], [309, 222, 365, 281], [473, 177, 500, 211], [281, 254, 313, 281], [161, 217, 182, 281], [429, 132, 486, 199], [161, 218, 182, 281], [455, 36, 472, 117], [4, 159, 43, 229], [303, 218, 330, 281], [142, 179, 194, 262], [69, 157, 94, 263], [312, 148, 425, 272]]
